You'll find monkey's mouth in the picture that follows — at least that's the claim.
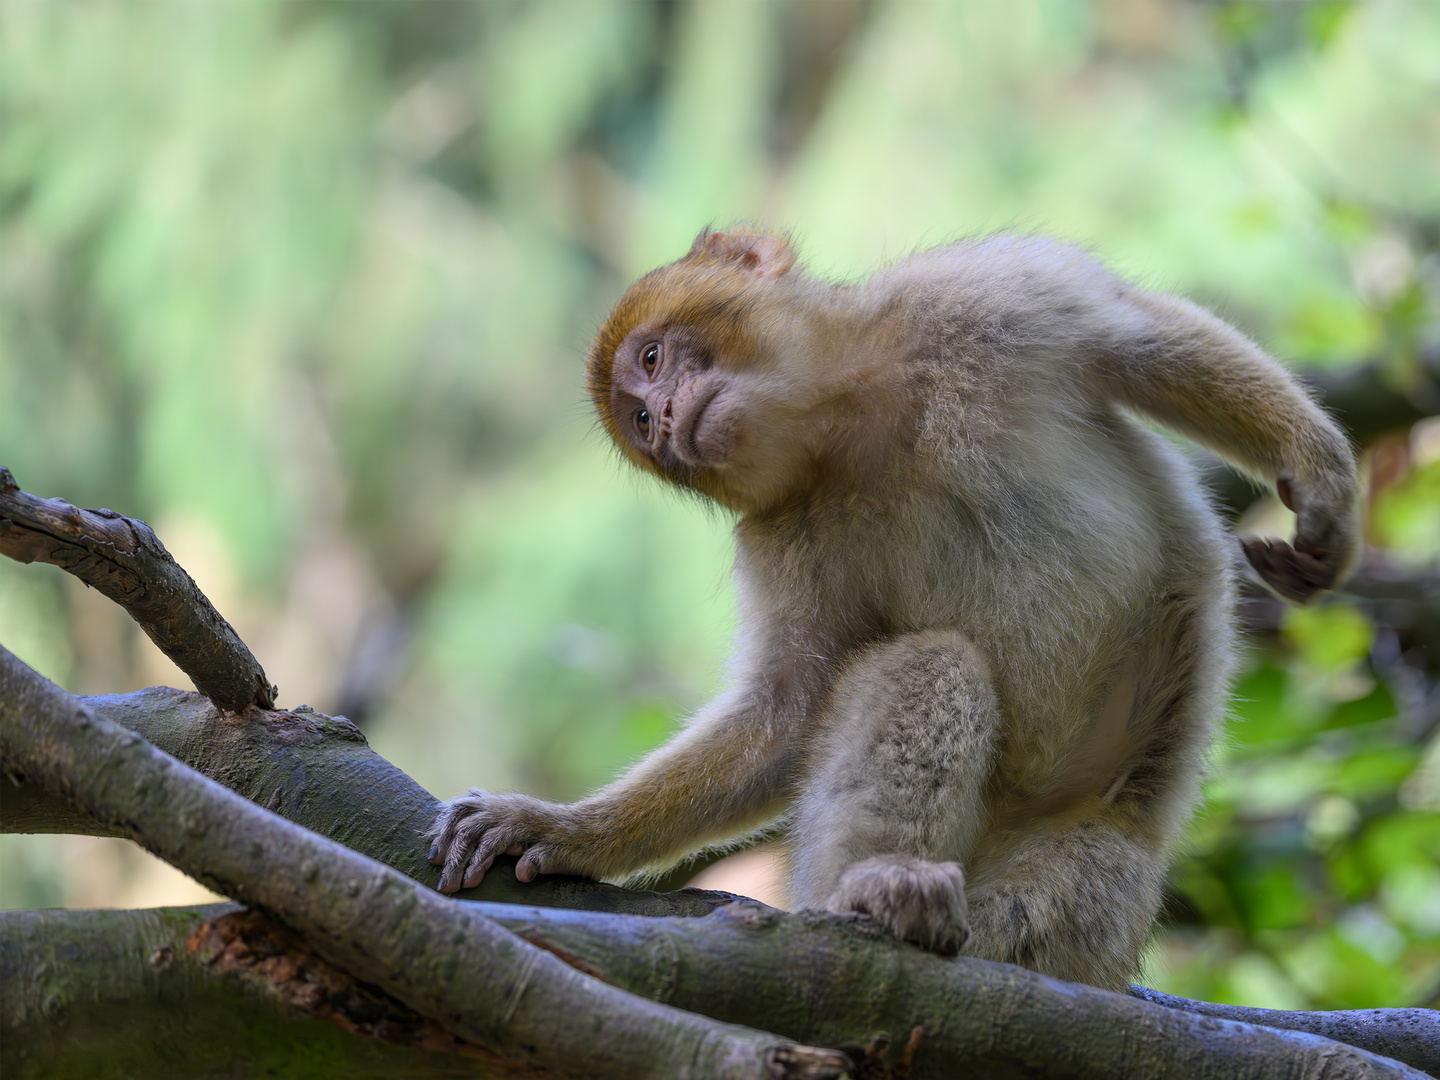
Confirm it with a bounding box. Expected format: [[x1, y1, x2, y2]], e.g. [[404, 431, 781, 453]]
[[674, 384, 724, 466]]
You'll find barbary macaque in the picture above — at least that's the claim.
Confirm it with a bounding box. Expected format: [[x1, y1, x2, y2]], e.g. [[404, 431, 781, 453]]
[[429, 227, 1359, 988]]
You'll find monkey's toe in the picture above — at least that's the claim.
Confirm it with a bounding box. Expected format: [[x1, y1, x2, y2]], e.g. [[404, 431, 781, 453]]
[[825, 856, 970, 956]]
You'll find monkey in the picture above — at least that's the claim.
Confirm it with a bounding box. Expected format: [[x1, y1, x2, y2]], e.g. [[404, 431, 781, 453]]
[[427, 226, 1359, 989]]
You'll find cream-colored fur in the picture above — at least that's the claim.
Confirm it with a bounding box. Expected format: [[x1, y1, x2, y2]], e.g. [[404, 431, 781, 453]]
[[429, 230, 1359, 990]]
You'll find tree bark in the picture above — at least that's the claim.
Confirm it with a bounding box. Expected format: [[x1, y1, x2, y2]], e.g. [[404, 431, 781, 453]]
[[1127, 987, 1440, 1078]]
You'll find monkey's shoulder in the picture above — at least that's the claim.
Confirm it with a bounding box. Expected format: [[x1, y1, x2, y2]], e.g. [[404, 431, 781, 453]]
[[867, 234, 1140, 374], [879, 233, 1123, 311]]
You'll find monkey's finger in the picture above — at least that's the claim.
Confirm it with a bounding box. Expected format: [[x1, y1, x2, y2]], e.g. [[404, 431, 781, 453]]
[[1241, 537, 1308, 602], [429, 791, 487, 862], [459, 840, 504, 890], [516, 846, 580, 882], [461, 831, 520, 889], [1241, 537, 1336, 604], [437, 856, 465, 893], [437, 817, 504, 891], [1290, 548, 1338, 589], [441, 835, 490, 892], [505, 843, 525, 856], [1272, 541, 1334, 589], [429, 818, 463, 877], [1241, 536, 1285, 583], [516, 845, 570, 882], [461, 850, 491, 890]]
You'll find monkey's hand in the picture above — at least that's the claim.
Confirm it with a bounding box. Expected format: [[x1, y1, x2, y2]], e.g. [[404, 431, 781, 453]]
[[1241, 475, 1359, 605], [824, 856, 970, 957], [427, 791, 587, 893]]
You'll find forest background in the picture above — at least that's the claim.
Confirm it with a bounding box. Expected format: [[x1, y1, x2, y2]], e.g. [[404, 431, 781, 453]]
[[0, 0, 1436, 1015]]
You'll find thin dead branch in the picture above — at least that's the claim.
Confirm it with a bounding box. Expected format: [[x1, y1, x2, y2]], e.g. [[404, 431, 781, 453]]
[[0, 467, 275, 710]]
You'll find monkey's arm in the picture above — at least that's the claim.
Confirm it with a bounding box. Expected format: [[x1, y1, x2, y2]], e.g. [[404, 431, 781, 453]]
[[1094, 288, 1360, 601], [428, 685, 802, 892]]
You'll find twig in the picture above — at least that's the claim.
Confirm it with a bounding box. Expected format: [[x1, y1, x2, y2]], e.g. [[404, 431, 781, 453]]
[[0, 467, 275, 710]]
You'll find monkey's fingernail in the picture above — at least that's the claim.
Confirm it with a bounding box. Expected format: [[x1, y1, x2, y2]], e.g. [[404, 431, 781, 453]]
[[437, 873, 451, 892], [427, 844, 439, 862], [505, 842, 524, 856]]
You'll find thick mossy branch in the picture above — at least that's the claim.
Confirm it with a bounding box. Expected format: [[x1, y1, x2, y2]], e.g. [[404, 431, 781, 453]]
[[0, 904, 543, 1080], [0, 647, 849, 1080], [0, 467, 275, 711]]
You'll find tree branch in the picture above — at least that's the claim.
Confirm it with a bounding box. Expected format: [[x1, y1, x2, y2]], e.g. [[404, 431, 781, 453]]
[[0, 904, 541, 1079], [0, 683, 746, 917], [457, 902, 1438, 1079], [6, 897, 1435, 1080], [0, 646, 849, 1080], [1127, 986, 1440, 1077], [0, 467, 275, 710]]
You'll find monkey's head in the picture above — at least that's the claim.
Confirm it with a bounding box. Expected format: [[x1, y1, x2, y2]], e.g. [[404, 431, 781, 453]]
[[585, 227, 825, 514]]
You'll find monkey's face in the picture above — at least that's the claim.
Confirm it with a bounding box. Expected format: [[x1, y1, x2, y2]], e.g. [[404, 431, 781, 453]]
[[599, 317, 814, 513], [586, 228, 816, 513], [608, 322, 736, 473]]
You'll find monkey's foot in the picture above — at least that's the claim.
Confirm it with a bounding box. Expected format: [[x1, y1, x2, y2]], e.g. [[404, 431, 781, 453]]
[[825, 856, 969, 956], [427, 791, 578, 893]]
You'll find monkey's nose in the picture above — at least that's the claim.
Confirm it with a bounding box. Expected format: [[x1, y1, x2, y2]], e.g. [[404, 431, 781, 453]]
[[662, 398, 674, 419]]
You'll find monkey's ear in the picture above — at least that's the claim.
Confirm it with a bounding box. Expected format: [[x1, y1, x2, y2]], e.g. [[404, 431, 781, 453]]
[[691, 228, 796, 278]]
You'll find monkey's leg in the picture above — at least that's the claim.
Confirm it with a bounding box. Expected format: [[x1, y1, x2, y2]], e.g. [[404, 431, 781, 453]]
[[790, 630, 1002, 956], [961, 805, 1165, 990]]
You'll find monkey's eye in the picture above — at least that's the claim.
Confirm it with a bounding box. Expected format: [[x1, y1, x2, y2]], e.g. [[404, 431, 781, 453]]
[[641, 343, 660, 376], [635, 408, 651, 438]]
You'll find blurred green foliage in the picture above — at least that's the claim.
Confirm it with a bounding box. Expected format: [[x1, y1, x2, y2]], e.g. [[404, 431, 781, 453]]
[[1, 0, 1437, 1009], [1167, 610, 1440, 1008]]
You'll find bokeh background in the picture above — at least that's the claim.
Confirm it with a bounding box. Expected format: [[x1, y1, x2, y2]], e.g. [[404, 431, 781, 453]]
[[1, 0, 1437, 1010]]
